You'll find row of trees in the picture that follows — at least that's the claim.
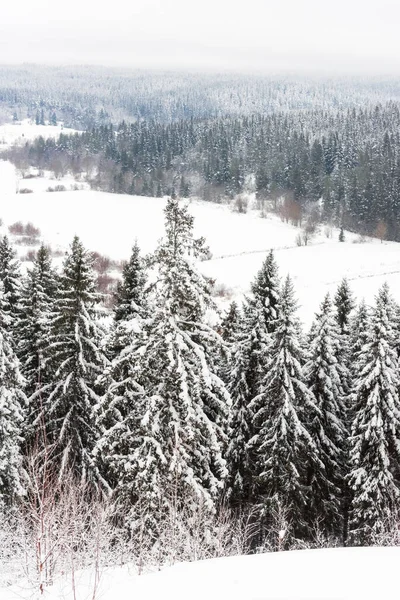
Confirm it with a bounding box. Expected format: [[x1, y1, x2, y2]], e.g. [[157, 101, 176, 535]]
[[11, 102, 400, 240], [3, 65, 399, 128], [0, 198, 399, 552]]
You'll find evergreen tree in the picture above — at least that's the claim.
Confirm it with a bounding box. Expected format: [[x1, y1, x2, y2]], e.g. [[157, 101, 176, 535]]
[[225, 299, 270, 509], [250, 250, 280, 333], [348, 285, 400, 544], [17, 246, 58, 449], [0, 236, 22, 334], [98, 199, 229, 532], [250, 276, 319, 541], [113, 242, 147, 324], [334, 278, 355, 336], [0, 282, 25, 504], [43, 237, 108, 484], [304, 294, 347, 535]]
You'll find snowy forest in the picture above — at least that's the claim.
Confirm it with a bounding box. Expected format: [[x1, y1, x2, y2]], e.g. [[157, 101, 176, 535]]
[[1, 194, 400, 583], [6, 83, 400, 240]]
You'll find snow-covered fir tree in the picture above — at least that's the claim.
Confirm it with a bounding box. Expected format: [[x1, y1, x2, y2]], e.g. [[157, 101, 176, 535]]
[[304, 294, 347, 535], [43, 237, 109, 484], [220, 301, 240, 344], [0, 236, 22, 336], [95, 243, 149, 492], [17, 246, 58, 450], [250, 249, 280, 333], [0, 281, 25, 505], [225, 295, 271, 509], [99, 198, 230, 533], [113, 241, 147, 325], [348, 284, 400, 544], [249, 276, 320, 541], [334, 278, 355, 336]]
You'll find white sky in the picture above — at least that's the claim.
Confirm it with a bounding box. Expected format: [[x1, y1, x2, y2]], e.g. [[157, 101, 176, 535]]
[[0, 0, 399, 73]]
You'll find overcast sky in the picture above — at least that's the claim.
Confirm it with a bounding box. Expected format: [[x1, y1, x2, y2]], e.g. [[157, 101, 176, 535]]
[[0, 0, 399, 74]]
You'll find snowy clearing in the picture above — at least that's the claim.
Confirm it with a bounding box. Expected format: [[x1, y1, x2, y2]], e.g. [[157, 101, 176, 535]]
[[0, 119, 78, 148], [3, 547, 399, 600]]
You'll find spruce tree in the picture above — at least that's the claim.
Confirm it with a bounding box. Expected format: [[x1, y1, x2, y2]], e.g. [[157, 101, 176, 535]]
[[113, 242, 147, 324], [0, 236, 22, 335], [348, 284, 400, 544], [250, 276, 319, 541], [334, 278, 355, 336], [250, 249, 280, 333], [99, 199, 230, 532], [43, 237, 108, 484], [17, 246, 58, 450], [0, 282, 25, 504], [304, 294, 347, 535]]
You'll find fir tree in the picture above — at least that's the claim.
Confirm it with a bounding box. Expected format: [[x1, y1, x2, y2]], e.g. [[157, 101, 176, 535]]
[[334, 278, 355, 336], [0, 236, 22, 334], [113, 242, 147, 324], [0, 282, 25, 504], [250, 249, 280, 333], [98, 199, 230, 531], [348, 285, 400, 544], [43, 237, 108, 484], [17, 246, 58, 449], [250, 276, 319, 541], [304, 294, 347, 535], [225, 300, 270, 509]]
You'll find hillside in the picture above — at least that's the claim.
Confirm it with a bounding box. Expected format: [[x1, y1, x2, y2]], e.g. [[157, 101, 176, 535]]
[[1, 158, 400, 324], [4, 547, 399, 600]]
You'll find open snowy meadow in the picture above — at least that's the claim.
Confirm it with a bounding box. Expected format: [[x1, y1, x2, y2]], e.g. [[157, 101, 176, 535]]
[[3, 547, 399, 600]]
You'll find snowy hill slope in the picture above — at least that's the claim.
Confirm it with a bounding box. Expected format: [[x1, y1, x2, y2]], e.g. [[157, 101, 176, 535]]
[[4, 547, 400, 600], [0, 119, 78, 149], [1, 158, 400, 324]]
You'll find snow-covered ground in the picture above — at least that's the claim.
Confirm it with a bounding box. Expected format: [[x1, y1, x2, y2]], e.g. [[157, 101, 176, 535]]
[[3, 547, 399, 600], [0, 119, 78, 149]]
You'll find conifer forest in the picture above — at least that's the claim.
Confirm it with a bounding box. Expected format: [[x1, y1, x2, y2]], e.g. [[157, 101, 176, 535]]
[[2, 62, 400, 597]]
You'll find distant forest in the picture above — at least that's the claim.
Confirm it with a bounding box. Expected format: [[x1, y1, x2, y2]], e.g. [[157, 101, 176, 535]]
[[3, 66, 400, 240]]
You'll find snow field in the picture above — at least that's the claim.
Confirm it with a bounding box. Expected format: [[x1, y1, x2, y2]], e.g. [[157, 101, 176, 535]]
[[0, 119, 78, 149], [3, 547, 399, 600]]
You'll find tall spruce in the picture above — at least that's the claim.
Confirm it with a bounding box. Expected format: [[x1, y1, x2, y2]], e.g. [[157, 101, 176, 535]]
[[0, 236, 22, 336], [250, 249, 280, 333], [0, 281, 25, 504], [348, 284, 400, 544], [113, 241, 147, 324], [304, 294, 347, 535], [95, 244, 149, 492], [99, 198, 230, 532], [43, 237, 108, 484], [250, 276, 320, 541], [18, 246, 58, 450]]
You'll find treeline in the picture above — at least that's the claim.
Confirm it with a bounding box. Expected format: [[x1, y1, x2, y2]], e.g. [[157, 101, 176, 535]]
[[3, 66, 400, 128], [10, 101, 400, 239], [1, 198, 400, 550]]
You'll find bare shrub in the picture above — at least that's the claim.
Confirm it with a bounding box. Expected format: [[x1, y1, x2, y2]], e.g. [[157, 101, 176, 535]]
[[9, 221, 25, 235], [14, 237, 41, 247], [233, 194, 248, 214], [295, 233, 303, 247], [25, 222, 41, 237], [47, 184, 67, 192], [213, 282, 233, 298], [21, 250, 37, 262], [19, 188, 34, 194], [92, 252, 114, 275]]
